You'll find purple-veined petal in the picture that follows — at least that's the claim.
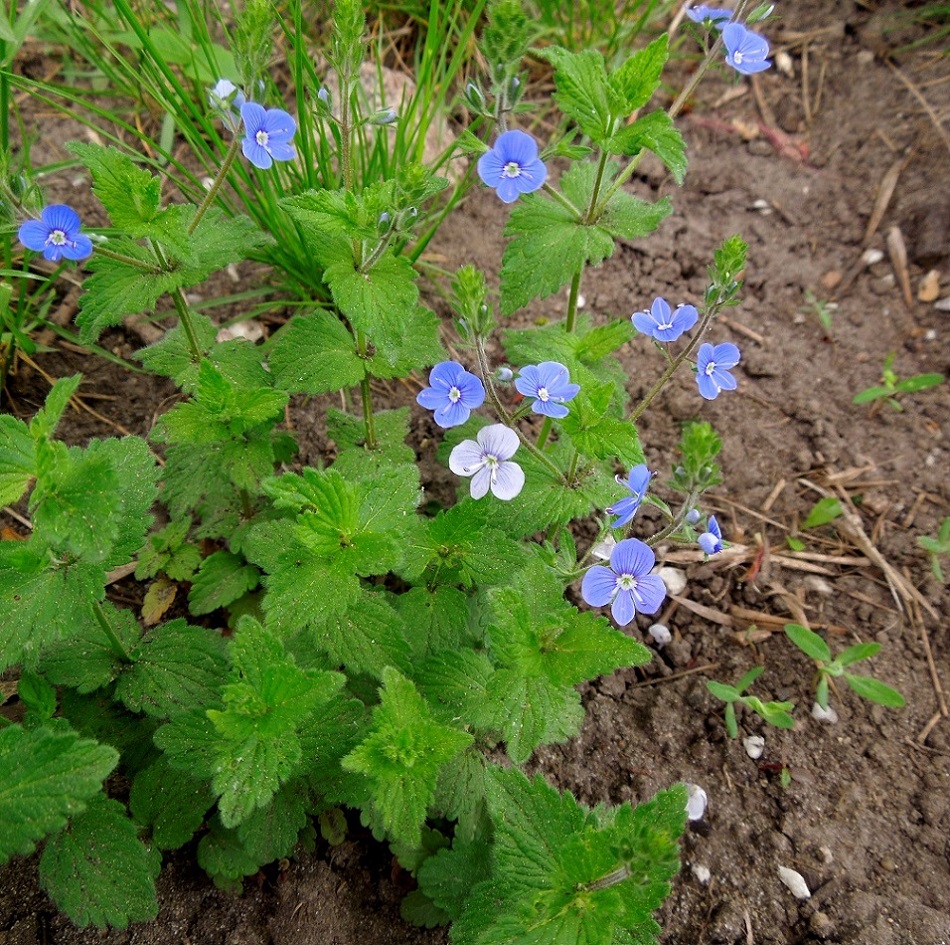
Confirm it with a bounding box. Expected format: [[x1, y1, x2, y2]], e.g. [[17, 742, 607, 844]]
[[449, 439, 485, 476], [531, 398, 570, 419], [581, 566, 618, 607], [240, 101, 266, 133], [469, 464, 492, 499], [696, 371, 722, 400], [672, 304, 698, 333], [610, 537, 655, 579], [627, 464, 651, 496], [698, 531, 721, 555], [514, 365, 540, 397], [607, 495, 638, 529], [476, 149, 508, 186], [456, 373, 486, 408], [42, 204, 82, 236], [477, 423, 519, 461], [610, 589, 636, 626], [263, 108, 297, 141], [711, 367, 738, 392], [495, 177, 522, 203], [416, 386, 448, 410], [60, 233, 93, 261], [632, 310, 659, 335], [430, 360, 464, 386], [631, 574, 666, 614], [17, 220, 50, 252], [712, 342, 741, 369], [434, 400, 471, 428], [242, 139, 273, 169], [511, 161, 547, 193], [267, 141, 297, 162], [491, 460, 525, 500], [495, 129, 539, 165]]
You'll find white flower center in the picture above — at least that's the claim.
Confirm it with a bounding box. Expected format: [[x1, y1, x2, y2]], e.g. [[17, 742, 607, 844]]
[[734, 51, 744, 63], [503, 161, 522, 178], [448, 385, 462, 404], [617, 573, 638, 592], [255, 129, 270, 147], [48, 228, 68, 246], [658, 321, 673, 331], [704, 361, 717, 376], [537, 386, 550, 402]]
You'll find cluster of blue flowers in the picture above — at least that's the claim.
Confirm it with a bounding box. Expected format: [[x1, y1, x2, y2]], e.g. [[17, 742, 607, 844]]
[[686, 5, 772, 75]]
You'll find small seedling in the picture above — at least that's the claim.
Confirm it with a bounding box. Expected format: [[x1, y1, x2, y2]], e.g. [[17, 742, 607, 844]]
[[852, 352, 944, 412], [918, 517, 950, 583], [800, 289, 837, 338], [784, 623, 905, 711], [707, 667, 796, 738]]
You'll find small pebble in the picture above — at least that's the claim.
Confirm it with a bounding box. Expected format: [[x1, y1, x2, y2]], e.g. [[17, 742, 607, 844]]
[[862, 247, 885, 266], [691, 863, 711, 884], [657, 567, 687, 597], [775, 50, 794, 77], [809, 910, 835, 939], [648, 623, 672, 647], [685, 783, 708, 822], [934, 295, 950, 312], [777, 865, 811, 899], [918, 269, 941, 302], [812, 702, 839, 724], [590, 536, 615, 561], [744, 735, 765, 760]]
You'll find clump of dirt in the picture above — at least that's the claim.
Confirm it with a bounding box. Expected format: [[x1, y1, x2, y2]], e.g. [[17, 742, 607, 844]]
[[3, 2, 948, 944]]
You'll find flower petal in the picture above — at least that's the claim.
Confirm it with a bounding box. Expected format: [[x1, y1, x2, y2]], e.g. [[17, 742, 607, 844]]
[[672, 304, 698, 333], [712, 342, 741, 369], [416, 387, 447, 409], [581, 566, 618, 607], [476, 423, 519, 461], [469, 464, 492, 499], [631, 574, 666, 615], [477, 149, 508, 186], [696, 372, 721, 400], [42, 204, 82, 236], [610, 589, 636, 626], [263, 108, 297, 141], [240, 101, 266, 133], [430, 361, 464, 386], [242, 138, 273, 169], [494, 177, 522, 203], [17, 220, 50, 252], [491, 460, 525, 500], [607, 496, 637, 529], [514, 365, 541, 397], [632, 310, 659, 335], [627, 465, 651, 496], [712, 367, 737, 392], [495, 129, 539, 165], [60, 234, 93, 261], [610, 538, 655, 578], [530, 399, 569, 419], [449, 439, 484, 476], [434, 400, 470, 428], [511, 158, 547, 193], [267, 141, 297, 162]]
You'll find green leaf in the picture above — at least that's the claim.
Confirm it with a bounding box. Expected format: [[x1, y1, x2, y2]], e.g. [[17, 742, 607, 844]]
[[608, 34, 668, 114], [599, 188, 672, 241], [836, 642, 881, 668], [0, 414, 35, 505], [67, 142, 162, 234], [188, 551, 260, 615], [153, 710, 221, 780], [417, 836, 492, 922], [784, 623, 831, 664], [416, 650, 497, 729], [803, 497, 842, 529], [342, 667, 473, 846], [500, 195, 612, 315], [895, 372, 944, 394], [196, 814, 263, 892], [326, 407, 416, 467], [560, 382, 645, 465], [129, 756, 215, 850], [706, 680, 740, 703], [208, 617, 345, 827], [236, 779, 310, 864], [394, 585, 475, 656], [135, 515, 202, 582], [115, 618, 229, 719], [39, 602, 140, 694], [0, 539, 105, 673], [135, 312, 218, 390], [268, 313, 364, 394], [536, 47, 613, 144], [29, 374, 83, 443], [844, 674, 906, 707], [0, 725, 118, 861], [38, 793, 160, 929], [734, 664, 764, 692], [607, 110, 687, 184]]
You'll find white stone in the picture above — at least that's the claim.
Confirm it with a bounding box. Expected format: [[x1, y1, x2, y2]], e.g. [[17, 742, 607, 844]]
[[685, 783, 707, 822], [775, 51, 794, 77], [861, 248, 884, 266], [812, 701, 839, 724], [648, 623, 671, 647], [590, 535, 616, 561], [743, 735, 765, 760], [691, 864, 711, 884], [658, 567, 687, 597], [934, 295, 950, 312], [778, 866, 811, 900]]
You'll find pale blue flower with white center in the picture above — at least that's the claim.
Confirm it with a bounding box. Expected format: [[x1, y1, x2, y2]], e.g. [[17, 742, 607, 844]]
[[581, 538, 666, 627], [698, 515, 723, 554], [632, 297, 699, 343], [722, 23, 772, 74], [686, 5, 732, 27], [515, 361, 580, 419], [416, 361, 486, 428], [240, 102, 297, 169], [449, 424, 525, 501], [477, 130, 547, 203], [696, 342, 741, 400], [18, 205, 93, 262], [607, 465, 651, 529]]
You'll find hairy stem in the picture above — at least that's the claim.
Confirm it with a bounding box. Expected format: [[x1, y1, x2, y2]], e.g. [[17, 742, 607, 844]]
[[564, 267, 583, 334], [188, 134, 243, 236]]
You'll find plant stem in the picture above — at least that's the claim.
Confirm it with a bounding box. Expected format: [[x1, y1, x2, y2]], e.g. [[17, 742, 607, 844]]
[[92, 600, 133, 663], [564, 267, 583, 334], [92, 244, 160, 271], [536, 416, 552, 448], [582, 864, 631, 893], [645, 489, 701, 547], [356, 331, 378, 449], [149, 239, 204, 362], [188, 133, 243, 236]]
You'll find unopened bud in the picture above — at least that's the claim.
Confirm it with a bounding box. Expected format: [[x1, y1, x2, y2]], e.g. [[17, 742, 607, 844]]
[[686, 508, 701, 525], [496, 366, 513, 382], [465, 81, 485, 111], [317, 86, 331, 109], [369, 107, 398, 125], [377, 211, 391, 232]]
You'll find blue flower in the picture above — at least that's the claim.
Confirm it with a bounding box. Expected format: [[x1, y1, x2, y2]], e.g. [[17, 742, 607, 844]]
[[581, 538, 666, 627], [477, 130, 547, 204], [449, 424, 524, 500], [515, 361, 580, 419], [417, 361, 486, 428], [696, 342, 740, 400], [18, 205, 93, 262], [722, 23, 772, 74], [698, 515, 723, 554], [607, 465, 651, 529], [240, 102, 297, 169], [632, 297, 699, 343], [686, 5, 732, 27]]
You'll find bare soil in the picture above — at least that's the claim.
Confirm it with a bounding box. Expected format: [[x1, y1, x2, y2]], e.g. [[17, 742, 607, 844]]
[[2, 3, 949, 944]]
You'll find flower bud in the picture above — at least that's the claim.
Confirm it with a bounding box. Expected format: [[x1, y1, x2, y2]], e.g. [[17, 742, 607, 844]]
[[465, 81, 485, 112], [686, 508, 701, 525], [495, 366, 514, 382], [368, 107, 398, 125]]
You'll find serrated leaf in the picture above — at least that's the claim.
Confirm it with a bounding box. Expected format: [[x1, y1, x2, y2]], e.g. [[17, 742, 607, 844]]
[[135, 312, 218, 390], [129, 756, 215, 850], [537, 47, 613, 144], [39, 602, 140, 693], [38, 793, 160, 929], [415, 650, 496, 728], [29, 374, 82, 443], [365, 304, 446, 380], [326, 406, 416, 467], [342, 667, 473, 846], [188, 550, 260, 615], [0, 725, 118, 861], [0, 414, 35, 505], [268, 313, 363, 393], [153, 709, 221, 780], [196, 814, 261, 891], [135, 515, 202, 582], [115, 619, 228, 719], [608, 110, 687, 184], [560, 382, 644, 465], [394, 585, 475, 656], [0, 539, 105, 672], [600, 188, 672, 242], [608, 35, 668, 114], [236, 779, 309, 863], [417, 836, 492, 921]]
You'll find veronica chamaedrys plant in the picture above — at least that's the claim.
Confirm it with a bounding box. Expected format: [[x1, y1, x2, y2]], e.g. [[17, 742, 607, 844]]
[[449, 423, 525, 500], [581, 538, 667, 626], [695, 341, 741, 399], [239, 102, 297, 169], [17, 205, 93, 262], [633, 297, 698, 342], [514, 361, 581, 417], [476, 129, 548, 202], [416, 361, 486, 427]]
